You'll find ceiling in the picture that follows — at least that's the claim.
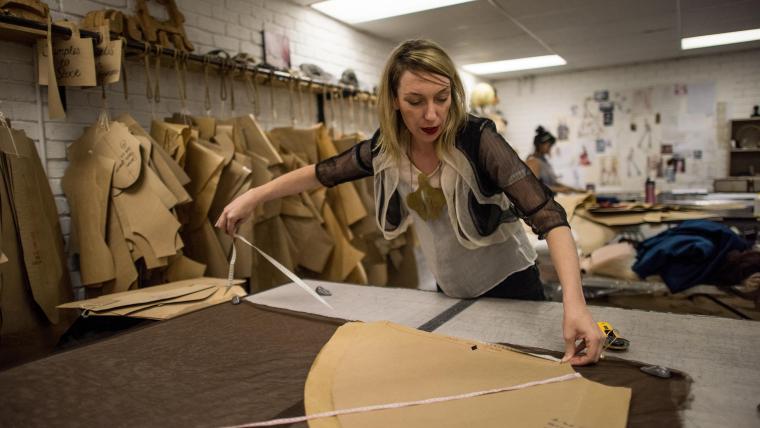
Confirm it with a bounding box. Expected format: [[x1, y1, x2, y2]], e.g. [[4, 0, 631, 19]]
[[294, 0, 760, 81]]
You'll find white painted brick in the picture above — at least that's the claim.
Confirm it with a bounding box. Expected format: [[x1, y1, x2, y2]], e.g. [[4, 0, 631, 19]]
[[94, 0, 127, 7], [55, 196, 70, 215], [212, 5, 240, 23], [4, 102, 39, 123], [184, 26, 213, 46], [274, 13, 296, 29], [59, 215, 72, 235], [262, 0, 296, 15], [250, 4, 275, 21], [213, 34, 240, 53], [0, 41, 33, 62], [44, 122, 87, 141], [59, 0, 104, 17], [226, 23, 252, 40], [47, 160, 69, 179], [4, 82, 37, 102], [239, 41, 261, 57], [196, 15, 226, 34], [240, 15, 264, 33], [49, 178, 63, 195], [70, 272, 84, 293], [11, 120, 42, 140], [175, 0, 212, 16], [0, 62, 35, 83], [226, 0, 253, 15], [250, 30, 263, 45]]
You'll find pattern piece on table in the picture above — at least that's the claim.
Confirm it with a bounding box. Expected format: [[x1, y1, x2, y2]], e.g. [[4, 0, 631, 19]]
[[305, 321, 631, 428]]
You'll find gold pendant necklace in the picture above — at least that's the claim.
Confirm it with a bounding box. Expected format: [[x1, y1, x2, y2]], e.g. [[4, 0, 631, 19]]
[[406, 150, 445, 221]]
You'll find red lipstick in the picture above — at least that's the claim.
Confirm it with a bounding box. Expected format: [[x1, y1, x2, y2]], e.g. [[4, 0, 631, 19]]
[[421, 126, 439, 135]]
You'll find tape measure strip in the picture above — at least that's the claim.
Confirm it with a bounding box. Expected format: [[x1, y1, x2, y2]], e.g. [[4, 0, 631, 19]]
[[220, 373, 581, 427], [228, 234, 334, 310]]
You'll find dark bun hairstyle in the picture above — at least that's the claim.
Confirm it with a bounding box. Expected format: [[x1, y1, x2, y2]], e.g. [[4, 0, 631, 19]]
[[533, 126, 556, 150]]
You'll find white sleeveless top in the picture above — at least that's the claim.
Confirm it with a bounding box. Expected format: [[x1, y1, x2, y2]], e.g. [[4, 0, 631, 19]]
[[394, 153, 536, 298]]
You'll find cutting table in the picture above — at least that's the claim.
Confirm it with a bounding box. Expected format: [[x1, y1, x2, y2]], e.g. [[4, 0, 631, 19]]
[[249, 281, 760, 428]]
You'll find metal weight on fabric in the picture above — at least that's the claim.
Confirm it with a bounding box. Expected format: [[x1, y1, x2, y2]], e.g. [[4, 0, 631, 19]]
[[640, 365, 672, 379]]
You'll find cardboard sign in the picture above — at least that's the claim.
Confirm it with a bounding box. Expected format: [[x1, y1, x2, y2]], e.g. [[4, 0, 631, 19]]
[[37, 22, 97, 87], [96, 39, 123, 85]]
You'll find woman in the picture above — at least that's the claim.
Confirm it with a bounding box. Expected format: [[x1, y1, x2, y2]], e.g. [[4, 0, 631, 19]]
[[525, 126, 583, 193], [216, 40, 603, 365]]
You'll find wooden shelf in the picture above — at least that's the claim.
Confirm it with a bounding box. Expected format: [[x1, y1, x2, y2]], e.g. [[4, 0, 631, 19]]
[[0, 21, 46, 44]]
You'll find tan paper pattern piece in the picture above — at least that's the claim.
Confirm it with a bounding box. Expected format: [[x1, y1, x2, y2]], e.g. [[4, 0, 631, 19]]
[[236, 114, 283, 165], [1, 128, 72, 323], [306, 322, 631, 428], [38, 21, 97, 87], [91, 122, 142, 189], [101, 203, 138, 294], [96, 39, 123, 85], [36, 19, 65, 118], [62, 150, 116, 286], [58, 278, 244, 320], [183, 140, 225, 229]]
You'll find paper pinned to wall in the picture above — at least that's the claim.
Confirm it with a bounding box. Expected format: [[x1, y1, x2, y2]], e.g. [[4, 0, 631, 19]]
[[687, 82, 716, 116]]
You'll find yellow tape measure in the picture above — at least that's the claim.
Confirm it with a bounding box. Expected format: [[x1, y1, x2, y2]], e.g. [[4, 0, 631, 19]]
[[597, 321, 630, 351]]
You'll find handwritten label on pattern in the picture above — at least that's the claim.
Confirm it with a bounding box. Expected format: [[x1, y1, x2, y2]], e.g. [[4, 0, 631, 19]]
[[96, 39, 122, 85], [37, 32, 97, 87]]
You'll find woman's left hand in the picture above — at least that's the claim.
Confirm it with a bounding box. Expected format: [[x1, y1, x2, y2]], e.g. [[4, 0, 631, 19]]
[[561, 307, 605, 366]]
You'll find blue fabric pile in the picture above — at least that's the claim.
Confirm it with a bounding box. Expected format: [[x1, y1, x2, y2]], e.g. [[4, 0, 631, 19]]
[[632, 220, 749, 292]]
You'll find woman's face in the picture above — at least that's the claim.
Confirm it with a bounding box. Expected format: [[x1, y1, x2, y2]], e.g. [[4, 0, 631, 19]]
[[539, 141, 553, 155], [394, 70, 451, 147]]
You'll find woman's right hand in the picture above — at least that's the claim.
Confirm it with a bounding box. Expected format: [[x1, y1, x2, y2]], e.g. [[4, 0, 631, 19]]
[[215, 189, 260, 236]]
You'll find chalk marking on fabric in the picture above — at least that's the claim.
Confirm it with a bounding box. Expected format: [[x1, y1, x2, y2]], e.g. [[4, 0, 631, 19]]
[[221, 372, 582, 427]]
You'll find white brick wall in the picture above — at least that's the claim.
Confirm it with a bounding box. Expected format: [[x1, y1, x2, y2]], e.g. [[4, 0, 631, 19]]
[[492, 49, 760, 192], [0, 0, 399, 292]]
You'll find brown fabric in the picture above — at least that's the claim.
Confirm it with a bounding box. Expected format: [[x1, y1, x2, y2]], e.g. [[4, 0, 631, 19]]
[[0, 303, 690, 427], [504, 344, 692, 428], [0, 303, 342, 427]]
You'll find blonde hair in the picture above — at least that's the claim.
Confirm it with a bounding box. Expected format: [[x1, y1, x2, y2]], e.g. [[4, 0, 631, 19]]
[[376, 39, 467, 161]]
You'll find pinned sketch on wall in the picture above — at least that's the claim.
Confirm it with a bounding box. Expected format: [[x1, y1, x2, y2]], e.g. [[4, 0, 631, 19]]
[[647, 155, 664, 178], [550, 81, 717, 191], [557, 121, 569, 141], [626, 147, 642, 177], [599, 156, 621, 186], [578, 98, 604, 139], [579, 146, 591, 166], [593, 90, 609, 102], [599, 102, 614, 126], [636, 121, 653, 149], [595, 139, 606, 153], [687, 83, 716, 116], [631, 88, 653, 115]]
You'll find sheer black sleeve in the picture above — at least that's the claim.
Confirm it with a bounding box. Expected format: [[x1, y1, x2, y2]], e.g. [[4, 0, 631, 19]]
[[314, 138, 374, 187], [478, 124, 569, 238]]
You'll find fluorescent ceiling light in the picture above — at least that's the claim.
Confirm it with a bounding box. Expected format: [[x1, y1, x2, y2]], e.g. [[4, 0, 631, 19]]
[[462, 55, 566, 75], [311, 0, 476, 24], [681, 28, 760, 50]]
